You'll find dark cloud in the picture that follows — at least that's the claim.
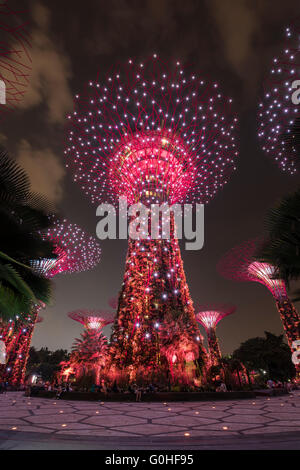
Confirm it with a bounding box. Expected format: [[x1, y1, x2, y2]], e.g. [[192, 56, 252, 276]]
[[17, 3, 73, 124], [2, 0, 298, 353], [16, 139, 65, 205]]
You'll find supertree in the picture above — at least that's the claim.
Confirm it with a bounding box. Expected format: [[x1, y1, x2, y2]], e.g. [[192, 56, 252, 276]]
[[68, 309, 114, 331], [65, 56, 239, 380], [1, 219, 102, 386], [62, 310, 113, 385], [196, 304, 236, 366], [0, 2, 31, 120], [258, 21, 300, 174], [217, 238, 300, 359]]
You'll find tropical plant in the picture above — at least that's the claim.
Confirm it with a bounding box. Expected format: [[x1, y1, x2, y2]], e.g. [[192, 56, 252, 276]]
[[67, 329, 108, 384], [0, 149, 57, 321], [257, 187, 300, 292]]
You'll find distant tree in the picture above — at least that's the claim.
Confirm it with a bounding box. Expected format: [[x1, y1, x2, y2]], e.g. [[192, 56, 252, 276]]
[[233, 331, 296, 382], [26, 346, 69, 381]]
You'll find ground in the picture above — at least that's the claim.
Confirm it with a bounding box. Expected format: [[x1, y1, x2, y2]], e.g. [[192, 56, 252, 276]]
[[0, 391, 300, 449]]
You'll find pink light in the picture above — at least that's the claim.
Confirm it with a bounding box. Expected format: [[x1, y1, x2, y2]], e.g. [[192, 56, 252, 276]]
[[258, 21, 300, 174], [196, 304, 235, 330], [218, 238, 288, 300], [248, 261, 287, 298], [68, 310, 114, 331], [65, 56, 239, 206], [0, 5, 32, 121], [42, 218, 101, 277]]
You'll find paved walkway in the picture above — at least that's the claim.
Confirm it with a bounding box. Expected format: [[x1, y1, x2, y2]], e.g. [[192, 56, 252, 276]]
[[0, 392, 299, 449]]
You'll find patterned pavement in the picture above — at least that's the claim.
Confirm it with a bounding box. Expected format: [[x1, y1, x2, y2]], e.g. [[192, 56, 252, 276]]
[[0, 391, 300, 441]]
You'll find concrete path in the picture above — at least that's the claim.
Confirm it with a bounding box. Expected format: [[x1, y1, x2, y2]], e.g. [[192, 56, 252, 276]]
[[0, 391, 299, 449]]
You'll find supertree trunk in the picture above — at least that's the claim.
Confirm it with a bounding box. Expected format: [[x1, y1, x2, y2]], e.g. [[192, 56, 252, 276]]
[[276, 298, 300, 377], [275, 298, 300, 349], [1, 307, 40, 386], [110, 222, 201, 378], [207, 328, 222, 367], [18, 307, 41, 386], [0, 321, 22, 382]]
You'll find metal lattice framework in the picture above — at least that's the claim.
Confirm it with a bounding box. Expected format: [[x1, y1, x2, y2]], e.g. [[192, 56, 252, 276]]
[[65, 55, 238, 206], [258, 21, 300, 174], [196, 304, 236, 330], [41, 218, 102, 277], [0, 2, 31, 119], [218, 238, 300, 352], [217, 238, 288, 298], [68, 309, 114, 331]]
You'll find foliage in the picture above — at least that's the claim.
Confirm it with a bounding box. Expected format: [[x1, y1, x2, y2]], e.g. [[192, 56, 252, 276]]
[[26, 346, 70, 381], [233, 331, 296, 382], [58, 330, 109, 385], [0, 149, 57, 321]]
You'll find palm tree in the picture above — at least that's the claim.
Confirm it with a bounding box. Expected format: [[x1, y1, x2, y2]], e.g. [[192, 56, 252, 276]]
[[0, 149, 57, 321], [257, 187, 300, 289], [69, 329, 108, 384]]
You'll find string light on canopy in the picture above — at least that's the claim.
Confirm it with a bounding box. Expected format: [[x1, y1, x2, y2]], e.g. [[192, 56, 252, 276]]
[[217, 238, 300, 357], [65, 55, 239, 379], [258, 21, 300, 174], [42, 218, 102, 277], [1, 219, 102, 386], [196, 304, 235, 366]]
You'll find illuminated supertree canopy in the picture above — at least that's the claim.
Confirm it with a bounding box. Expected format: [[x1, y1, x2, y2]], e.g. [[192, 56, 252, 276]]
[[258, 22, 300, 174], [39, 218, 102, 277], [0, 2, 31, 119], [217, 238, 300, 352], [196, 304, 236, 330], [196, 304, 235, 366], [65, 55, 238, 205], [68, 309, 114, 331], [64, 56, 239, 381]]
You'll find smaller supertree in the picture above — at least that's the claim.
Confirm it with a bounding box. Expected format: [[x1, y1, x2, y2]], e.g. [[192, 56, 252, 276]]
[[68, 309, 114, 331], [218, 238, 300, 355], [196, 304, 235, 366], [64, 310, 114, 385]]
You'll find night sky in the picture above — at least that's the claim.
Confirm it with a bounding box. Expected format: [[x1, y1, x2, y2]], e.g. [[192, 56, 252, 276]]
[[2, 0, 300, 354]]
